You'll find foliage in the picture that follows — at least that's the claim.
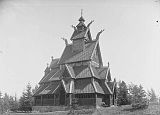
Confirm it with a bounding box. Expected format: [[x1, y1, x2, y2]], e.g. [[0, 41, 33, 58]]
[[0, 84, 38, 113], [19, 83, 33, 112], [128, 83, 148, 109], [117, 81, 130, 106], [147, 88, 158, 103], [0, 92, 19, 114]]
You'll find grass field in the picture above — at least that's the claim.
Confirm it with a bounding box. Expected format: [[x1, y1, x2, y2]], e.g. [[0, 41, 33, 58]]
[[3, 103, 160, 115]]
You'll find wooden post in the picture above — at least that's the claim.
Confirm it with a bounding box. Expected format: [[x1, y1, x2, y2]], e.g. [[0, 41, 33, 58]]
[[110, 95, 112, 106], [41, 96, 43, 106], [95, 93, 97, 106], [64, 94, 65, 106], [53, 94, 54, 106], [54, 94, 56, 106], [69, 94, 72, 107]]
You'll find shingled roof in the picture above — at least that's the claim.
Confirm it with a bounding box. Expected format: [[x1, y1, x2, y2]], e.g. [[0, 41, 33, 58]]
[[50, 58, 59, 69], [96, 67, 108, 79], [35, 14, 117, 97], [71, 28, 88, 40], [58, 40, 97, 64], [39, 68, 60, 84], [74, 79, 95, 94]]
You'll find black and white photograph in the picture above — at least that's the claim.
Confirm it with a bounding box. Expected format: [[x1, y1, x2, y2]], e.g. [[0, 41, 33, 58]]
[[0, 0, 160, 114]]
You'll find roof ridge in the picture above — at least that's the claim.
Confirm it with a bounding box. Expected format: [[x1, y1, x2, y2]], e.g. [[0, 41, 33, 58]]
[[91, 78, 97, 93], [89, 65, 100, 79], [105, 81, 113, 94], [65, 64, 75, 78]]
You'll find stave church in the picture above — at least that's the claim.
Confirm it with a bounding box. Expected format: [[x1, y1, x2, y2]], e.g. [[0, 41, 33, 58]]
[[33, 12, 117, 110]]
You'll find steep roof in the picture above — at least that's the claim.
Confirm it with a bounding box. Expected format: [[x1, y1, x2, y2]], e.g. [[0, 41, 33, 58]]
[[93, 79, 104, 94], [34, 15, 117, 97], [71, 28, 88, 40], [96, 67, 108, 79], [33, 83, 48, 96], [50, 58, 59, 69], [73, 65, 92, 79], [48, 69, 63, 82], [107, 81, 116, 93], [39, 68, 60, 84], [62, 79, 74, 93], [74, 78, 95, 94], [65, 64, 75, 78], [34, 81, 60, 96], [101, 80, 113, 94], [58, 40, 97, 64], [90, 66, 101, 79]]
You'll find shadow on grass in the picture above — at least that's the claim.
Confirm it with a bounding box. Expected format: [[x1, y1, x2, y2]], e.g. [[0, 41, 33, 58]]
[[122, 105, 148, 112]]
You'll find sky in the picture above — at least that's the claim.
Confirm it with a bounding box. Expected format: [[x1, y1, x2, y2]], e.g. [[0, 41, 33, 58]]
[[0, 0, 160, 98]]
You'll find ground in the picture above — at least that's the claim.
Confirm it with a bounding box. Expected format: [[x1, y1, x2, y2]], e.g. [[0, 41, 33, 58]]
[[3, 103, 160, 115]]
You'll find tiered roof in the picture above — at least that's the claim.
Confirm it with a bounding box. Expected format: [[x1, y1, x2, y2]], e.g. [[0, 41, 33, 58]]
[[34, 14, 116, 96]]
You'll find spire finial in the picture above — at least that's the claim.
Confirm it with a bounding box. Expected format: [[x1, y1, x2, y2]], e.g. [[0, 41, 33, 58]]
[[108, 62, 110, 67], [78, 9, 85, 22], [51, 56, 53, 61], [81, 9, 83, 17]]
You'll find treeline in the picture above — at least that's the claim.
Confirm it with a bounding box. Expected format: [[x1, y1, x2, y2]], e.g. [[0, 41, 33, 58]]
[[117, 81, 159, 109], [0, 83, 38, 114], [0, 81, 159, 113]]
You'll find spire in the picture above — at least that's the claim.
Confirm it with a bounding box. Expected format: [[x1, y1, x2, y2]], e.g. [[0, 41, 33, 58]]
[[78, 9, 85, 22], [107, 69, 111, 82], [76, 10, 86, 32], [81, 9, 83, 17], [51, 56, 54, 61]]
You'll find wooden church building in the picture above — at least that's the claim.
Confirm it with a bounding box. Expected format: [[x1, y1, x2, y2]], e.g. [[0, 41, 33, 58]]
[[33, 13, 117, 108]]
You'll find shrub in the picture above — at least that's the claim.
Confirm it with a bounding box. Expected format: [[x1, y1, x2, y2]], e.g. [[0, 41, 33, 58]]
[[132, 100, 149, 110]]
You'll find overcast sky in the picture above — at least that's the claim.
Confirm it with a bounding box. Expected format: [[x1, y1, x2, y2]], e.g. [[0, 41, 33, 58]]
[[0, 0, 160, 97]]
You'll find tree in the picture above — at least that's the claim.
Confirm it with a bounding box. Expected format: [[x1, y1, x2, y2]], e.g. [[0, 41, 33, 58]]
[[9, 95, 19, 112], [117, 80, 130, 106], [129, 84, 146, 103], [31, 84, 38, 106], [0, 91, 4, 114], [128, 83, 148, 109], [147, 88, 158, 103], [3, 93, 10, 112], [19, 83, 33, 112]]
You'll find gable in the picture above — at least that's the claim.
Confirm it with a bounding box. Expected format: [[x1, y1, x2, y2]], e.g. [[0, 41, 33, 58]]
[[62, 68, 71, 79], [73, 65, 92, 79], [92, 47, 99, 64], [91, 42, 103, 67], [74, 78, 95, 94], [96, 67, 108, 79], [71, 26, 92, 42], [39, 68, 59, 84]]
